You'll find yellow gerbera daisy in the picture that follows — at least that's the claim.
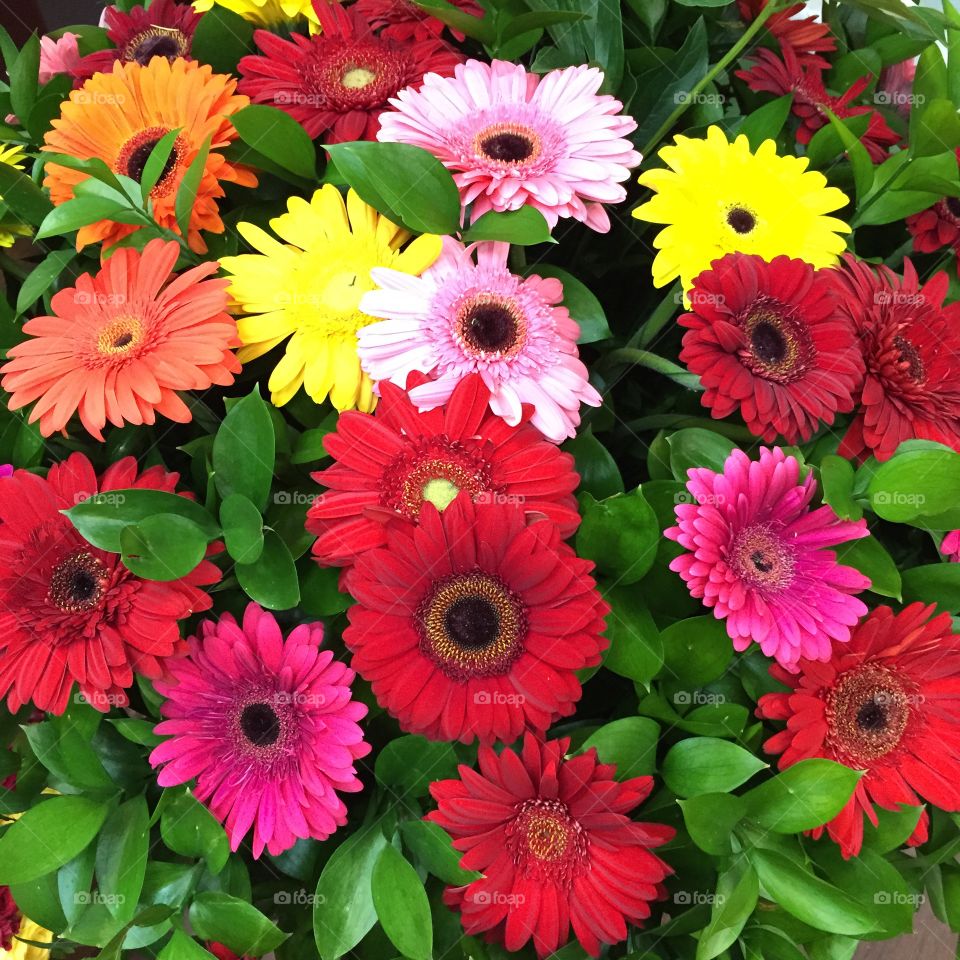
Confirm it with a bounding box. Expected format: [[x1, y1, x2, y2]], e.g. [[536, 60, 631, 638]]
[[221, 185, 441, 411], [192, 0, 319, 28], [1, 916, 53, 960], [633, 125, 851, 292], [0, 143, 31, 248]]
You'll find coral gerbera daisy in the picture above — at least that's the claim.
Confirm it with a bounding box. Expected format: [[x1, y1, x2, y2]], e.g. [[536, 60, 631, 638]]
[[680, 253, 863, 444], [633, 125, 851, 292], [942, 530, 960, 562], [758, 603, 960, 858], [0, 888, 53, 960], [307, 373, 581, 567], [220, 185, 440, 411], [427, 733, 674, 957], [238, 0, 461, 143], [42, 58, 256, 253], [829, 256, 960, 462], [0, 453, 220, 715], [667, 446, 870, 671], [192, 0, 319, 29], [150, 602, 369, 858], [1, 238, 240, 440], [344, 494, 609, 744], [72, 0, 202, 82], [358, 239, 601, 443], [354, 0, 484, 42], [377, 59, 640, 232]]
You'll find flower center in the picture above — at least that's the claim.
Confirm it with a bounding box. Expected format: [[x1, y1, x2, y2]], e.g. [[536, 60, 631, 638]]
[[342, 66, 377, 89], [738, 302, 814, 384], [417, 571, 526, 681], [893, 334, 925, 383], [116, 126, 185, 196], [475, 123, 541, 165], [240, 702, 282, 747], [456, 295, 526, 358], [730, 523, 795, 590], [506, 799, 588, 886], [945, 196, 960, 219], [123, 26, 190, 65], [48, 550, 109, 613], [303, 41, 409, 111], [827, 663, 912, 764], [97, 317, 143, 357], [725, 205, 757, 235]]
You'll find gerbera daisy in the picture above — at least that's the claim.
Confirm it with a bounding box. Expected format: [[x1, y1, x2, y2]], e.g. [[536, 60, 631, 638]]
[[344, 494, 609, 744], [737, 0, 835, 67], [219, 185, 440, 411], [0, 453, 220, 715], [758, 603, 960, 858], [829, 256, 960, 462], [1, 238, 240, 440], [358, 239, 601, 443], [42, 58, 256, 253], [377, 59, 640, 232], [737, 46, 900, 163], [680, 253, 863, 444], [666, 446, 870, 671], [907, 190, 960, 255], [39, 32, 81, 84], [0, 144, 32, 248], [238, 0, 462, 143], [354, 0, 484, 42], [633, 125, 851, 292], [192, 0, 319, 28], [427, 733, 674, 957], [150, 602, 369, 858], [942, 530, 960, 562], [307, 373, 581, 567], [72, 0, 203, 82], [207, 946, 248, 960], [1, 888, 53, 960]]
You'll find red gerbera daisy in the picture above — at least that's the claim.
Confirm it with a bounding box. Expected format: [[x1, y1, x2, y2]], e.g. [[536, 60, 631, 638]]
[[343, 494, 608, 744], [72, 0, 203, 83], [758, 603, 960, 858], [680, 254, 863, 444], [737, 46, 900, 163], [427, 732, 674, 957], [830, 255, 960, 462], [0, 887, 18, 951], [307, 373, 581, 569], [237, 0, 462, 142], [907, 183, 960, 255], [737, 0, 835, 68], [354, 0, 484, 42], [0, 453, 220, 715]]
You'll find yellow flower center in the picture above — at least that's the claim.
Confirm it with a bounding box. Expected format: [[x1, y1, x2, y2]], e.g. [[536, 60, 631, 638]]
[[421, 477, 460, 511], [342, 67, 377, 90], [97, 317, 143, 356]]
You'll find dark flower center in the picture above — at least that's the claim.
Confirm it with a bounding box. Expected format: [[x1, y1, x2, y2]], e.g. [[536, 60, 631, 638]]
[[893, 334, 925, 383], [856, 699, 888, 732], [739, 302, 815, 384], [750, 320, 787, 364], [116, 126, 183, 196], [946, 196, 960, 218], [457, 295, 526, 357], [474, 122, 541, 166], [126, 138, 171, 184], [726, 206, 757, 234], [126, 27, 189, 65], [417, 571, 526, 681], [48, 550, 109, 613], [731, 524, 795, 590], [240, 702, 281, 747], [506, 798, 588, 886]]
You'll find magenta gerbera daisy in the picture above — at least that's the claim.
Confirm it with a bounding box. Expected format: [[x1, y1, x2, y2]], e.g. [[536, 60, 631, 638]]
[[150, 603, 370, 858], [666, 446, 871, 671], [358, 239, 601, 443], [377, 59, 641, 232]]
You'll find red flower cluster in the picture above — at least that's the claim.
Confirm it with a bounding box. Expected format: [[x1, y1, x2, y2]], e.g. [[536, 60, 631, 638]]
[[737, 0, 835, 68], [354, 0, 484, 42]]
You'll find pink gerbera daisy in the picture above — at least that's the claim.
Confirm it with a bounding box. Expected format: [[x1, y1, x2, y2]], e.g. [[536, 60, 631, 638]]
[[942, 530, 960, 562], [358, 239, 601, 443], [377, 59, 641, 232], [666, 446, 871, 670], [150, 603, 370, 858]]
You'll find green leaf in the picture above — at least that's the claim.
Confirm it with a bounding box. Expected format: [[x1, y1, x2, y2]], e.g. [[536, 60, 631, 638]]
[[862, 803, 925, 854], [10, 34, 40, 126], [580, 717, 659, 778], [189, 892, 287, 956], [834, 535, 901, 600], [749, 848, 876, 936], [910, 97, 960, 158], [24, 721, 113, 792], [314, 822, 390, 960], [660, 616, 732, 689], [667, 429, 736, 479], [325, 141, 460, 235], [399, 821, 478, 886], [742, 759, 862, 833], [158, 929, 216, 960], [0, 796, 110, 884], [498, 8, 585, 41], [696, 861, 759, 960], [175, 135, 212, 242], [139, 129, 182, 200], [855, 188, 943, 226], [372, 845, 432, 960], [159, 790, 229, 875], [461, 207, 554, 245], [213, 388, 276, 511], [868, 447, 960, 527], [736, 94, 794, 151], [375, 735, 459, 798], [15, 248, 76, 315], [411, 0, 493, 41], [806, 113, 870, 168], [902, 563, 960, 612], [602, 586, 664, 685], [231, 104, 317, 180], [190, 5, 255, 73], [9, 870, 67, 937], [679, 793, 745, 855], [819, 455, 861, 521], [95, 796, 149, 922], [0, 162, 54, 225], [36, 197, 139, 239], [107, 718, 163, 748], [577, 487, 659, 584], [219, 493, 265, 564], [300, 564, 353, 617], [563, 428, 623, 500], [119, 513, 208, 581], [235, 528, 300, 610], [66, 489, 220, 553], [662, 737, 767, 798], [522, 264, 610, 343]]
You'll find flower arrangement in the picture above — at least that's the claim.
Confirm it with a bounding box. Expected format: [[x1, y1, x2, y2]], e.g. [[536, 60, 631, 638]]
[[0, 1, 958, 959]]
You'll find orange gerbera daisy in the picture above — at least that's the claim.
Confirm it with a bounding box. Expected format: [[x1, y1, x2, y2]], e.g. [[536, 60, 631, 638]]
[[42, 58, 257, 253], [1, 238, 241, 439]]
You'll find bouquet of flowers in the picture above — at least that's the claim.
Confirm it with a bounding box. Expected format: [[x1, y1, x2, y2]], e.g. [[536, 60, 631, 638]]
[[0, 0, 959, 958]]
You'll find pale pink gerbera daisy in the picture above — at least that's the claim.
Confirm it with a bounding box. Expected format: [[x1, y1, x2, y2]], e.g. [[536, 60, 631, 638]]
[[358, 239, 601, 442], [666, 447, 871, 671], [376, 59, 641, 233], [150, 603, 370, 858]]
